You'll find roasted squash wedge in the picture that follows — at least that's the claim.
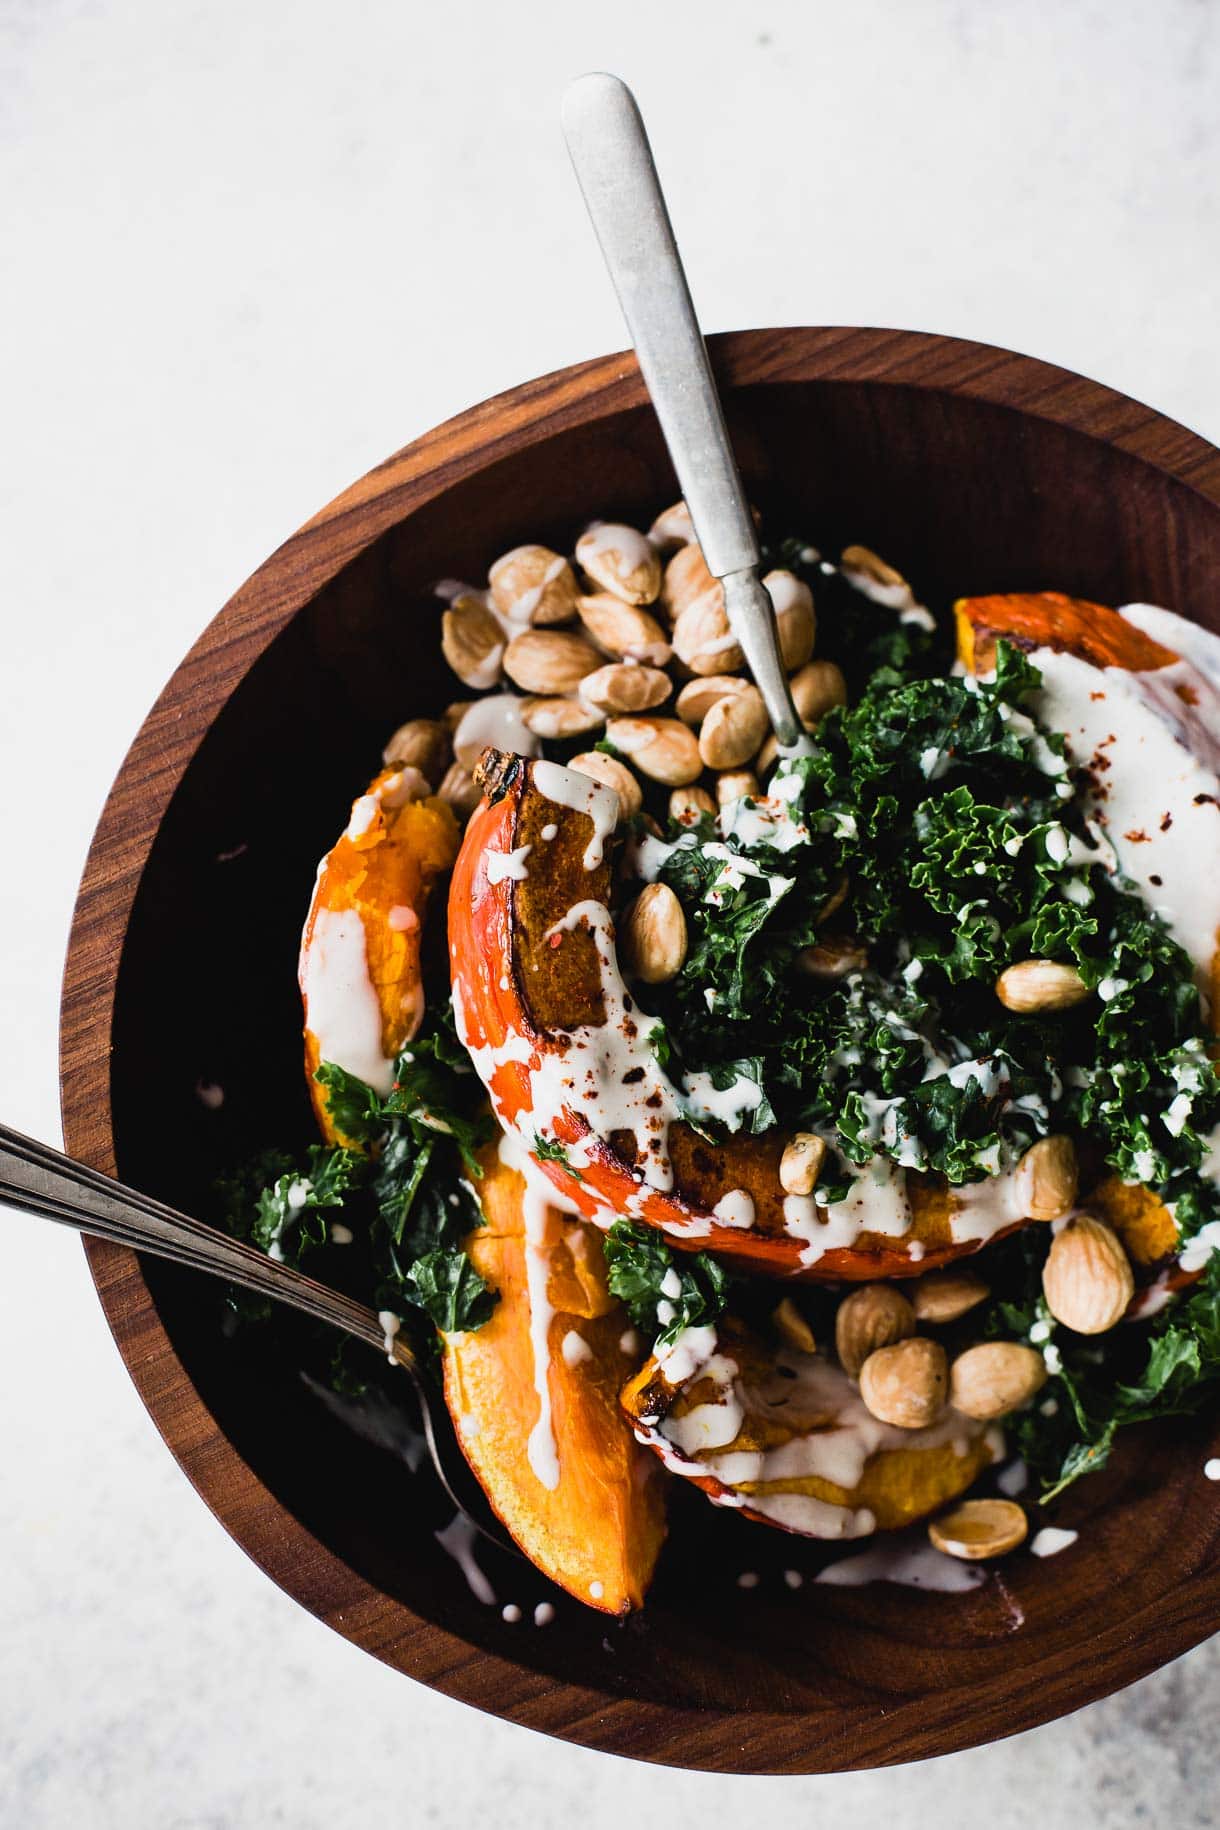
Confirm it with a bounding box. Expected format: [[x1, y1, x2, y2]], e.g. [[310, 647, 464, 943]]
[[443, 1147, 667, 1612], [448, 749, 1029, 1281], [300, 769, 459, 1144], [621, 1321, 992, 1538]]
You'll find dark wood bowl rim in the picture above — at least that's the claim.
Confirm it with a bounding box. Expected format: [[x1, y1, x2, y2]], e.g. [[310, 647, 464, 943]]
[[59, 327, 1220, 1773]]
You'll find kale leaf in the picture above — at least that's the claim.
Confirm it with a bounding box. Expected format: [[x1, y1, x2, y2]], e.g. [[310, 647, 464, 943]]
[[603, 1220, 731, 1348]]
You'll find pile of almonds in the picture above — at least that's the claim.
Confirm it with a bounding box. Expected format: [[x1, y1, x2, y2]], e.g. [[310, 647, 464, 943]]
[[384, 504, 855, 839]]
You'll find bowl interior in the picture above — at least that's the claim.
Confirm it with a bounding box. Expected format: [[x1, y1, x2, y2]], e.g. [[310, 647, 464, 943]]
[[105, 363, 1220, 1754]]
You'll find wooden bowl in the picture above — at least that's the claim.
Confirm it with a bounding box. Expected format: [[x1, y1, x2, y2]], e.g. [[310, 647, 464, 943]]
[[60, 328, 1220, 1773]]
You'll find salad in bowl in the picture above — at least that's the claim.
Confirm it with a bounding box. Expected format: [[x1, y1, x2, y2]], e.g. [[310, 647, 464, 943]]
[[220, 501, 1220, 1615]]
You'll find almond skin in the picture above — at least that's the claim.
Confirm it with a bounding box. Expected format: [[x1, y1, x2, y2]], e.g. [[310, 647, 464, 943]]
[[836, 1284, 916, 1380], [950, 1342, 1047, 1420], [438, 761, 481, 817], [858, 1337, 947, 1429], [996, 959, 1091, 1012], [762, 569, 816, 671], [772, 1297, 816, 1355], [790, 659, 848, 723], [1042, 1214, 1135, 1334], [715, 769, 759, 806], [502, 628, 603, 695], [928, 1499, 1028, 1560], [620, 883, 688, 984]]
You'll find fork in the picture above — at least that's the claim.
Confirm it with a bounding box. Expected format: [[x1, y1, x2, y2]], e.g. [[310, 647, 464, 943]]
[[0, 1120, 519, 1556]]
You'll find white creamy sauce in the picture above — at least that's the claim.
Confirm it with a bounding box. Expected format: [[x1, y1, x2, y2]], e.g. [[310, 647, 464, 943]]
[[815, 1539, 986, 1593], [377, 1309, 401, 1361], [454, 692, 541, 765], [643, 1333, 985, 1541], [486, 843, 532, 885], [434, 1512, 496, 1605], [522, 1176, 561, 1491], [488, 547, 569, 624], [840, 561, 937, 631], [1204, 1459, 1220, 1481], [1025, 635, 1220, 994], [1029, 1527, 1078, 1559], [299, 907, 395, 1095], [711, 1190, 756, 1230], [533, 1601, 556, 1626], [329, 1221, 353, 1245], [560, 1328, 593, 1368], [501, 1603, 522, 1622], [577, 520, 656, 574], [763, 570, 812, 620], [194, 1078, 225, 1110], [535, 760, 619, 868], [996, 1459, 1029, 1497]]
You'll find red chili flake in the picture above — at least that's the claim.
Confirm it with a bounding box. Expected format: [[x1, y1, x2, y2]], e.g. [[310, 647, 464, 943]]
[[1089, 690, 1106, 701], [1175, 682, 1199, 706], [1150, 874, 1163, 886], [1194, 792, 1217, 806], [549, 931, 563, 948], [1160, 812, 1173, 832], [1124, 829, 1150, 843]]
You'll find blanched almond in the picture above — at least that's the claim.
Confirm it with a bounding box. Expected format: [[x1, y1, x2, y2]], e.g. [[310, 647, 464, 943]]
[[605, 717, 702, 787], [675, 674, 751, 727], [1042, 1214, 1134, 1334], [668, 784, 717, 825], [698, 684, 768, 770], [780, 1133, 826, 1198], [620, 883, 687, 983], [1016, 1135, 1078, 1221], [575, 523, 661, 605], [661, 543, 716, 620], [519, 696, 605, 741], [438, 761, 481, 817], [648, 499, 696, 552], [859, 1336, 946, 1429], [488, 544, 578, 626], [773, 1297, 816, 1355], [996, 959, 1091, 1012], [672, 592, 744, 675], [797, 934, 868, 978], [836, 1285, 916, 1379], [382, 717, 450, 781], [928, 1499, 1027, 1560], [763, 570, 816, 671], [911, 1268, 990, 1324], [715, 769, 759, 806], [790, 659, 848, 723], [840, 543, 906, 591], [442, 596, 505, 690], [579, 662, 672, 715], [576, 594, 672, 666], [950, 1342, 1047, 1420], [502, 628, 602, 695], [568, 750, 643, 818]]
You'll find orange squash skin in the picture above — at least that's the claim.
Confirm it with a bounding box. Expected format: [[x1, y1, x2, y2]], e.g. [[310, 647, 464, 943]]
[[442, 1149, 667, 1613], [448, 754, 1024, 1281], [301, 771, 459, 1145]]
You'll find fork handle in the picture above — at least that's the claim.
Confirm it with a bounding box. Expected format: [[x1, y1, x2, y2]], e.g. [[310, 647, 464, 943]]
[[562, 71, 806, 749], [0, 1121, 412, 1367]]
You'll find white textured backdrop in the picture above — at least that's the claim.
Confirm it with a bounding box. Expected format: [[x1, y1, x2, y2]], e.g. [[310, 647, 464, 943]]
[[3, 0, 1219, 1823]]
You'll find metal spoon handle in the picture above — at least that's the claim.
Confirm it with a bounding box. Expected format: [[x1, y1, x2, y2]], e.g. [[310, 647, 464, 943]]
[[0, 1121, 406, 1365], [562, 71, 804, 748]]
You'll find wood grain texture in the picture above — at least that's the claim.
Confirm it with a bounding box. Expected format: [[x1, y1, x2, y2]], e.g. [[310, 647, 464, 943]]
[[59, 327, 1220, 1773]]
